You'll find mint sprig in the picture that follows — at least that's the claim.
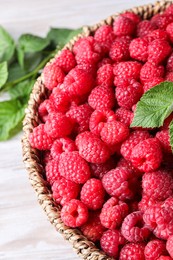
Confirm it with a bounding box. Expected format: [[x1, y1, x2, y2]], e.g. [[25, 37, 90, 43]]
[[0, 26, 82, 141]]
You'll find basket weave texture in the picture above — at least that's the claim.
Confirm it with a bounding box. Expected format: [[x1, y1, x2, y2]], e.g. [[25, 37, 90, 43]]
[[22, 1, 173, 259]]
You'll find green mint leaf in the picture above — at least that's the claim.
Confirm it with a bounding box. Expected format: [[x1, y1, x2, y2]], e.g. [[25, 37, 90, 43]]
[[0, 61, 8, 89], [8, 79, 34, 99], [47, 27, 83, 48], [0, 26, 15, 62], [169, 120, 173, 153], [0, 98, 25, 141], [24, 52, 43, 72], [8, 63, 26, 82], [131, 81, 173, 128]]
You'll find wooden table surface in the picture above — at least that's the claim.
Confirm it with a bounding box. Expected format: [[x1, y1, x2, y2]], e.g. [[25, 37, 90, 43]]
[[0, 0, 156, 259]]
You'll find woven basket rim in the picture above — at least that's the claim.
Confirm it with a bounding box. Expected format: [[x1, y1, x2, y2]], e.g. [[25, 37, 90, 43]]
[[22, 1, 173, 259]]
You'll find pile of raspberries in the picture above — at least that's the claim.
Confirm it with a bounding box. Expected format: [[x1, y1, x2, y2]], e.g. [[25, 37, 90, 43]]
[[29, 4, 173, 259]]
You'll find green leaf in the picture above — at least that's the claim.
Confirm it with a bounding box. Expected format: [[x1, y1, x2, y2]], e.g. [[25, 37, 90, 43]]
[[0, 98, 26, 140], [8, 63, 26, 82], [47, 27, 83, 48], [8, 79, 34, 99], [0, 26, 15, 62], [0, 61, 8, 89], [24, 52, 43, 72], [131, 81, 173, 128], [169, 120, 173, 153]]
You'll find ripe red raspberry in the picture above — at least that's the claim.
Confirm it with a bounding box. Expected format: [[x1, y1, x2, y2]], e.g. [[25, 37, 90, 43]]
[[76, 63, 97, 75], [113, 15, 136, 36], [80, 178, 105, 210], [121, 12, 141, 24], [130, 138, 162, 172], [109, 38, 130, 62], [80, 211, 106, 242], [55, 49, 76, 73], [58, 151, 90, 184], [94, 25, 115, 52], [148, 39, 172, 65], [115, 107, 133, 127], [50, 137, 76, 161], [100, 230, 125, 258], [100, 197, 128, 229], [115, 78, 143, 110], [29, 124, 54, 150], [129, 38, 148, 62], [158, 257, 172, 260], [43, 62, 65, 90], [63, 67, 94, 96], [151, 13, 173, 30], [120, 243, 145, 260], [166, 52, 173, 72], [165, 4, 173, 15], [143, 77, 164, 93], [144, 239, 167, 260], [137, 20, 156, 37], [166, 235, 173, 258], [138, 194, 158, 213], [166, 22, 173, 43], [66, 104, 93, 134], [165, 71, 173, 81], [89, 109, 117, 136], [100, 120, 129, 146], [156, 130, 172, 153], [113, 61, 142, 83], [102, 167, 135, 200], [97, 57, 112, 68], [45, 159, 60, 185], [38, 99, 56, 122], [117, 157, 141, 177], [89, 157, 116, 179], [121, 211, 151, 242], [52, 176, 80, 206], [44, 112, 73, 139], [61, 199, 88, 227], [140, 62, 164, 83], [88, 85, 115, 111], [121, 130, 151, 161], [76, 131, 110, 163], [96, 64, 114, 87], [146, 29, 168, 43]]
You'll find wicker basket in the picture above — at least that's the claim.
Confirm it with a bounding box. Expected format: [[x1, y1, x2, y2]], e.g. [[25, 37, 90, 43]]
[[22, 1, 173, 259]]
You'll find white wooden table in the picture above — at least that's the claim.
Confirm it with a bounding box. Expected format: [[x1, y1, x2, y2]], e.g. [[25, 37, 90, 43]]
[[0, 0, 155, 259]]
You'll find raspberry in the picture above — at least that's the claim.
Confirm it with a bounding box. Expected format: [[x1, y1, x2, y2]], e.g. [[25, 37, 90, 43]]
[[96, 64, 114, 88], [120, 243, 145, 260], [129, 38, 148, 62], [61, 199, 88, 227], [120, 130, 151, 161], [100, 120, 129, 146], [113, 61, 142, 83], [142, 170, 173, 201], [63, 67, 94, 96], [44, 112, 73, 139], [58, 151, 90, 184], [140, 62, 164, 83], [138, 194, 158, 213], [80, 211, 105, 242], [52, 176, 80, 206], [117, 157, 141, 177], [166, 22, 173, 43], [50, 137, 76, 161], [89, 109, 117, 136], [158, 257, 172, 260], [151, 13, 173, 30], [130, 138, 162, 172], [45, 159, 60, 185], [122, 12, 141, 24], [144, 239, 167, 260], [166, 235, 173, 258], [115, 78, 143, 110], [43, 62, 65, 90], [165, 71, 173, 81], [38, 99, 56, 122], [121, 211, 151, 242], [165, 4, 173, 15], [100, 230, 125, 258], [66, 104, 93, 134], [97, 58, 112, 68], [148, 39, 172, 65], [146, 29, 168, 43], [109, 38, 130, 62], [166, 52, 173, 72], [55, 49, 76, 73], [137, 20, 156, 37], [113, 15, 136, 36], [29, 124, 54, 150], [76, 63, 97, 75], [89, 157, 116, 179], [102, 167, 135, 200], [88, 85, 115, 111], [94, 25, 115, 52], [115, 107, 133, 127], [156, 130, 172, 153], [80, 178, 105, 210], [100, 197, 128, 229], [143, 77, 164, 93]]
